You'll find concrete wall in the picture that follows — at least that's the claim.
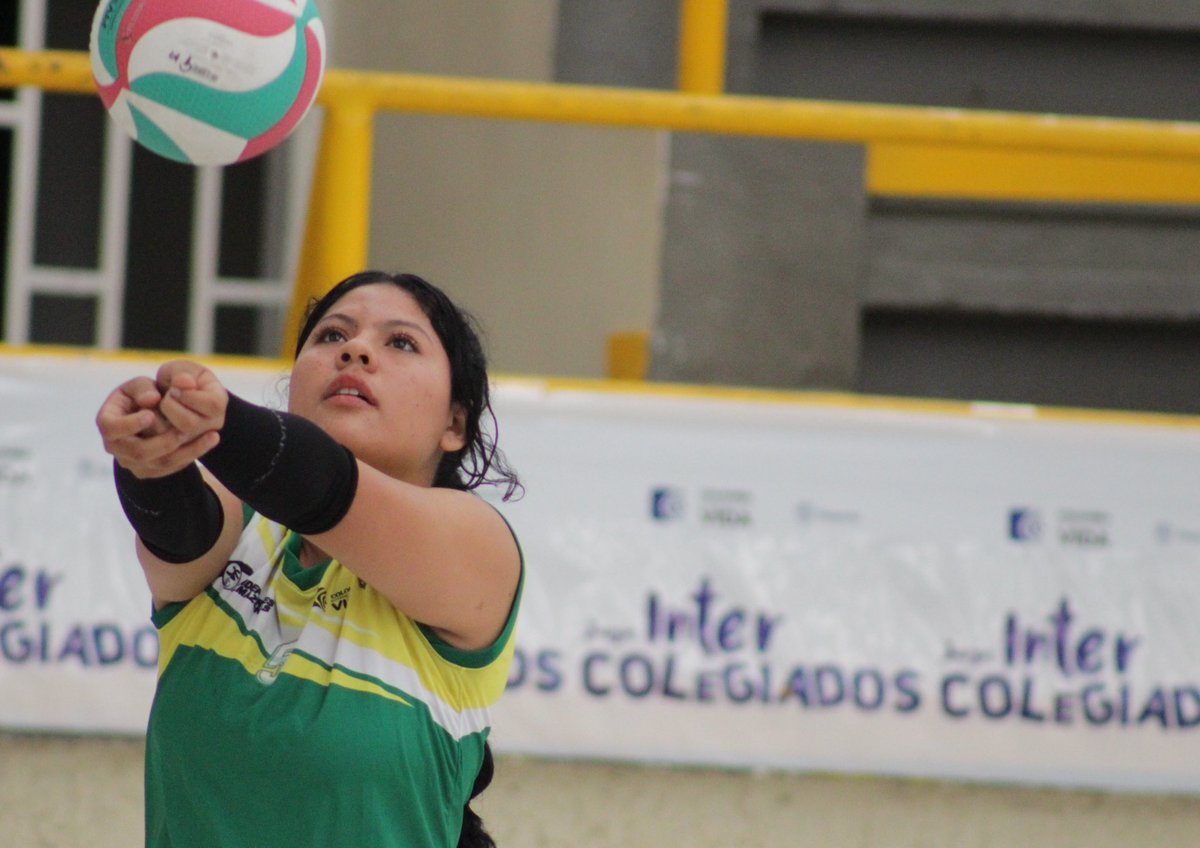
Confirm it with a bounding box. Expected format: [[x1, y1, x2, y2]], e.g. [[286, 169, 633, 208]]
[[4, 732, 1200, 848], [322, 0, 664, 379], [558, 1, 1200, 407]]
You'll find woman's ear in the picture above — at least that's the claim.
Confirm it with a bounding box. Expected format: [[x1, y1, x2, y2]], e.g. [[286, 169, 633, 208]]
[[440, 403, 468, 453]]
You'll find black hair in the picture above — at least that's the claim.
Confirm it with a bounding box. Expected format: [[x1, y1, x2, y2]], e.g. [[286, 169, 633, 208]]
[[458, 743, 497, 848], [295, 270, 521, 501], [298, 272, 511, 846]]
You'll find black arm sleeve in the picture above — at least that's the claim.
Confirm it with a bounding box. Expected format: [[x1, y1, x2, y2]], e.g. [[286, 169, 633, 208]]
[[199, 392, 358, 535], [114, 460, 225, 564]]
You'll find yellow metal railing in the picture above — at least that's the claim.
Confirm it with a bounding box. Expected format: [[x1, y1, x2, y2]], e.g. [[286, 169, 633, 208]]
[[679, 0, 729, 95], [3, 1, 1200, 361]]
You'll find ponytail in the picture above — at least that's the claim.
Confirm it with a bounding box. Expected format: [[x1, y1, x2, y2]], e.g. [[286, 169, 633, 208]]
[[458, 742, 497, 848]]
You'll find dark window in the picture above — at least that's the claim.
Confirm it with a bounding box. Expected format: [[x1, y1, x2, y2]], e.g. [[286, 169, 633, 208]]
[[34, 93, 105, 269], [214, 305, 262, 356], [122, 147, 193, 352], [859, 309, 1200, 415], [219, 157, 268, 279], [31, 294, 97, 347]]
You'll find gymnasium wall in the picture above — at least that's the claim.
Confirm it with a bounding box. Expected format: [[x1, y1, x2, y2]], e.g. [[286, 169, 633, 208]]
[[322, 0, 664, 380], [330, 1, 1200, 412], [568, 0, 1200, 406]]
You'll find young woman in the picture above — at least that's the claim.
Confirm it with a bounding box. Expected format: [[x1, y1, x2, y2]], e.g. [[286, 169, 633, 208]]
[[95, 271, 522, 848]]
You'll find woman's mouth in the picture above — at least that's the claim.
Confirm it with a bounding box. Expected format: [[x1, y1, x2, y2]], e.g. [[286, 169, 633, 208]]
[[326, 378, 377, 405]]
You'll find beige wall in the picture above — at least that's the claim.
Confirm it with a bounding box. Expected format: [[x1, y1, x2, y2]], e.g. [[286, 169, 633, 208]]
[[5, 733, 1199, 848], [320, 1, 664, 379]]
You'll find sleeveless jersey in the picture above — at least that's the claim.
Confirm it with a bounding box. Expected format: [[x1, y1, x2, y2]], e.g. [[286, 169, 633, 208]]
[[146, 510, 522, 848]]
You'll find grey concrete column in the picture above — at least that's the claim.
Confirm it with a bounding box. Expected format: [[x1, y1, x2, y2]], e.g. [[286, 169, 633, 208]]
[[554, 0, 678, 88], [650, 135, 867, 389]]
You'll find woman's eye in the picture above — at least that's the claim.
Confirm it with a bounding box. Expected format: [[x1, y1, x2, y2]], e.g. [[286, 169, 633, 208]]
[[390, 334, 418, 352], [316, 327, 346, 343]]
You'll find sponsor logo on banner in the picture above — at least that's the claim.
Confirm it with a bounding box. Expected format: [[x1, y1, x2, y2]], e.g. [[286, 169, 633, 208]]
[[649, 487, 684, 521], [1008, 508, 1043, 542], [76, 456, 113, 481], [1007, 507, 1110, 548], [699, 489, 753, 528], [648, 486, 754, 528], [0, 446, 32, 486], [795, 500, 862, 528], [1156, 522, 1200, 547], [1057, 510, 1110, 548]]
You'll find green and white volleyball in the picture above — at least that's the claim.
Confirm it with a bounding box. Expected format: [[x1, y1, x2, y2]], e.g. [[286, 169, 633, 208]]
[[89, 0, 326, 166]]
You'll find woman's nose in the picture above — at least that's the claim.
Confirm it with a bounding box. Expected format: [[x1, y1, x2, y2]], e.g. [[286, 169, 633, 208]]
[[339, 340, 372, 367]]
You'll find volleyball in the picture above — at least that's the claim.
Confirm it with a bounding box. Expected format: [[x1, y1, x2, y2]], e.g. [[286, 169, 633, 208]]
[[88, 0, 326, 166]]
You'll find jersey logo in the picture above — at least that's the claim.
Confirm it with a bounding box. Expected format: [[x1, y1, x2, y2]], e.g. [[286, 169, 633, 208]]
[[313, 585, 352, 613], [256, 640, 297, 686], [220, 560, 275, 614]]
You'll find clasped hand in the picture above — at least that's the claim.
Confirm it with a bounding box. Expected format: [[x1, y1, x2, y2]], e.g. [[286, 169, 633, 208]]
[[96, 359, 229, 479]]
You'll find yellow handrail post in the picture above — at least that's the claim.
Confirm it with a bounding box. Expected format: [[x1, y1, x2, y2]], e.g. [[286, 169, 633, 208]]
[[678, 0, 728, 94], [283, 97, 376, 357]]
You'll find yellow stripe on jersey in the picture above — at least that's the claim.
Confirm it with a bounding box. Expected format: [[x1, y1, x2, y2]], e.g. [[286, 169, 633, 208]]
[[282, 651, 412, 706], [157, 591, 270, 676], [258, 522, 514, 715], [159, 514, 516, 739]]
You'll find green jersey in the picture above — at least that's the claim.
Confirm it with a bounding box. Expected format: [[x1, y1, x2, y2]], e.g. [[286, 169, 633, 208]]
[[146, 511, 521, 847]]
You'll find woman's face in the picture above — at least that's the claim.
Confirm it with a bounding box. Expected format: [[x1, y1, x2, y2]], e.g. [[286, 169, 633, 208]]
[[288, 283, 465, 486]]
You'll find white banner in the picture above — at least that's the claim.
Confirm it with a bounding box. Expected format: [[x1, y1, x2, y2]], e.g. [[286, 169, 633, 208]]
[[2, 350, 1199, 793]]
